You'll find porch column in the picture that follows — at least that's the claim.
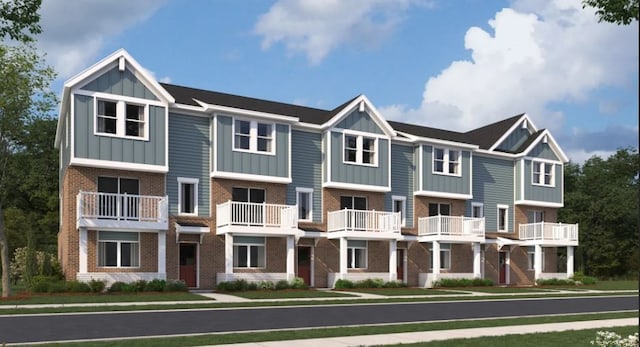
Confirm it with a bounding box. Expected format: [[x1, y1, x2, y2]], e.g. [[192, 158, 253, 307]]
[[472, 242, 481, 278], [286, 235, 295, 281], [78, 228, 88, 274], [224, 233, 234, 282], [389, 239, 397, 282], [567, 246, 574, 278], [310, 246, 315, 287], [432, 241, 440, 285], [339, 237, 348, 279], [157, 230, 166, 279], [534, 244, 542, 281]]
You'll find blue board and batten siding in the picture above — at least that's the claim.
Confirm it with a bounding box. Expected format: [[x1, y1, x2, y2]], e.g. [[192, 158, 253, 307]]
[[328, 131, 389, 187], [528, 142, 559, 161], [521, 160, 563, 204], [73, 94, 166, 166], [421, 145, 471, 196], [215, 115, 289, 178], [385, 144, 414, 227], [287, 130, 323, 223], [496, 127, 530, 152], [469, 155, 514, 232], [335, 110, 384, 134], [81, 66, 158, 101], [167, 113, 210, 216]]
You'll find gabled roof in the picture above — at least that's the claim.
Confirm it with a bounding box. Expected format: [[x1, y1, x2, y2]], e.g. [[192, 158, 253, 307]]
[[322, 94, 396, 137], [388, 120, 475, 145], [465, 114, 525, 150]]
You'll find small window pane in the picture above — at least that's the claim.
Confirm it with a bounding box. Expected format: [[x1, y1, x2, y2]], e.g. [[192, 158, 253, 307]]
[[104, 242, 117, 266], [249, 189, 265, 203], [232, 188, 249, 202], [257, 123, 271, 137], [353, 197, 367, 210]]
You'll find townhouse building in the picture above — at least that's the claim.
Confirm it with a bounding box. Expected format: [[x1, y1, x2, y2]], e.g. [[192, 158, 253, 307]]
[[55, 49, 578, 289]]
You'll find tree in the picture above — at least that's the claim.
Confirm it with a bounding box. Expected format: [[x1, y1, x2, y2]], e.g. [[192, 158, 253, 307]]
[[583, 0, 639, 25], [0, 0, 42, 42]]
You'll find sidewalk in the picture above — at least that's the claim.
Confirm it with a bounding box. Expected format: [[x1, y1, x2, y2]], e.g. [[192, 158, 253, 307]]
[[205, 318, 638, 347]]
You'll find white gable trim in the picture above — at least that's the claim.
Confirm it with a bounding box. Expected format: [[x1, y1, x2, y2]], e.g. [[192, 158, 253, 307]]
[[488, 114, 537, 151], [322, 95, 396, 137], [521, 129, 569, 163]]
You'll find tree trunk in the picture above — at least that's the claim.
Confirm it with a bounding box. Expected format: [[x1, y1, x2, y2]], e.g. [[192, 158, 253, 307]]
[[0, 200, 10, 297]]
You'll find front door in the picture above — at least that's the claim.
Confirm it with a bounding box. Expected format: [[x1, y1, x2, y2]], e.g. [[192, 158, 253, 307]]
[[297, 247, 311, 286], [180, 243, 197, 287], [499, 251, 507, 285], [397, 249, 405, 281]]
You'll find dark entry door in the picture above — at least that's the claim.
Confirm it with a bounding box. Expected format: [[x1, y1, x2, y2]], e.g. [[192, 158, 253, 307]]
[[180, 244, 197, 287], [499, 252, 507, 284], [397, 249, 405, 281], [297, 247, 311, 286]]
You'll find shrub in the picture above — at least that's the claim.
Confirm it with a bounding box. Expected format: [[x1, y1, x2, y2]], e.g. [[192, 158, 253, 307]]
[[65, 281, 91, 293], [291, 277, 308, 290], [217, 279, 251, 292], [334, 279, 354, 289], [383, 280, 407, 288], [131, 280, 147, 292], [355, 278, 385, 288], [88, 279, 106, 293], [536, 278, 574, 286], [164, 279, 188, 292], [434, 278, 493, 288], [29, 275, 58, 293], [47, 281, 68, 293], [257, 280, 275, 290], [571, 272, 597, 285], [591, 330, 639, 347], [108, 281, 128, 293], [275, 280, 290, 290], [145, 279, 166, 292]]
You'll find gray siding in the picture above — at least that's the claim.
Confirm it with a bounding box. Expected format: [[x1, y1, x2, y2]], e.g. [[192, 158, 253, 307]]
[[496, 127, 530, 152], [528, 142, 559, 160], [421, 145, 471, 196], [329, 131, 389, 187], [73, 94, 166, 166], [215, 115, 289, 178], [167, 113, 210, 216], [522, 160, 563, 203], [335, 110, 384, 134], [468, 155, 514, 232], [515, 160, 522, 201], [287, 130, 323, 223], [385, 144, 414, 227], [81, 66, 158, 100]]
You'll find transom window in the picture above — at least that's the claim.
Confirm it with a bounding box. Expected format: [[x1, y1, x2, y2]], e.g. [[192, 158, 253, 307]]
[[532, 161, 554, 186], [233, 236, 265, 268], [433, 148, 460, 175], [96, 99, 147, 139], [344, 134, 377, 165], [178, 177, 199, 215], [233, 119, 274, 154], [98, 231, 139, 267], [347, 240, 367, 269]]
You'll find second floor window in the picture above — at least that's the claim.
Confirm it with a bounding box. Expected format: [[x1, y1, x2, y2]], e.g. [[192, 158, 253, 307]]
[[178, 178, 199, 215], [96, 99, 147, 139], [234, 119, 274, 154], [533, 161, 554, 186], [97, 100, 117, 134], [498, 205, 509, 232], [433, 148, 460, 175], [297, 188, 313, 222], [344, 134, 376, 165]]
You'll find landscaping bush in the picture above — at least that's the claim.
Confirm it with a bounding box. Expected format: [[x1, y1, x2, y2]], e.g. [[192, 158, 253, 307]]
[[108, 281, 128, 293], [275, 280, 290, 290], [257, 280, 275, 290], [164, 279, 188, 292], [47, 281, 68, 293], [131, 280, 148, 292], [29, 275, 59, 293], [571, 272, 597, 285], [65, 280, 91, 293], [434, 278, 493, 288], [144, 279, 166, 292], [536, 278, 575, 286], [291, 277, 308, 290], [217, 279, 251, 292], [382, 280, 407, 288], [355, 278, 385, 288], [87, 279, 106, 293], [334, 279, 354, 289]]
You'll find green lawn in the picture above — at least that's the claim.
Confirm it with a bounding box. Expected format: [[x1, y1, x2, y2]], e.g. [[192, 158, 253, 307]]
[[224, 289, 355, 299], [0, 292, 209, 305], [551, 280, 639, 291], [445, 287, 550, 293], [338, 288, 468, 296], [25, 311, 637, 346]]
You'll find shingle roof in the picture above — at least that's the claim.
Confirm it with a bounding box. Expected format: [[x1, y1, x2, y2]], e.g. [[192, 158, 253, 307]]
[[464, 114, 524, 149], [387, 120, 474, 145]]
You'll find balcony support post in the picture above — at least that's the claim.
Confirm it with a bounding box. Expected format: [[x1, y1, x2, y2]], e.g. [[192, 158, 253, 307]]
[[567, 246, 574, 279], [339, 237, 348, 279], [79, 227, 88, 274], [389, 239, 397, 282], [534, 244, 542, 281], [224, 233, 234, 280], [473, 242, 481, 278], [286, 235, 295, 281], [432, 241, 440, 285]]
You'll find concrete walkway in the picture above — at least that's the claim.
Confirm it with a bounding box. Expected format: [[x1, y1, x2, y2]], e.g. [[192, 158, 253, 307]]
[[205, 318, 638, 347]]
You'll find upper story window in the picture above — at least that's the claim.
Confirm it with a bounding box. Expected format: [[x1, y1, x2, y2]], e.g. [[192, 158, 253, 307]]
[[532, 161, 554, 186], [433, 148, 460, 175], [96, 99, 148, 140], [498, 204, 509, 232], [178, 177, 199, 215], [471, 202, 484, 218], [233, 119, 274, 154], [392, 195, 406, 227], [296, 187, 313, 222], [343, 133, 377, 166]]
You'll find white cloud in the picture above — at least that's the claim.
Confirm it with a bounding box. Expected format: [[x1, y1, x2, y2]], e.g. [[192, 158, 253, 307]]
[[380, 0, 639, 133], [38, 0, 167, 79], [254, 0, 430, 65]]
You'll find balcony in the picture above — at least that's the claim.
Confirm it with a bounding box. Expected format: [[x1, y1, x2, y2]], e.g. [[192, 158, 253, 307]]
[[327, 209, 401, 239], [216, 201, 298, 236], [76, 191, 168, 230], [519, 222, 579, 246], [418, 215, 485, 243]]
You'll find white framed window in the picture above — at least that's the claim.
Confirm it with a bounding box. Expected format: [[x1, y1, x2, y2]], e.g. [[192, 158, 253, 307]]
[[497, 204, 509, 232], [178, 177, 199, 215], [429, 243, 451, 270], [296, 187, 313, 222], [347, 240, 367, 269], [433, 147, 461, 175], [98, 231, 139, 267], [532, 161, 555, 186], [343, 133, 377, 166], [233, 236, 265, 268], [527, 246, 545, 271], [95, 98, 148, 140], [392, 195, 407, 227], [471, 202, 484, 218], [428, 203, 450, 216], [233, 118, 275, 154]]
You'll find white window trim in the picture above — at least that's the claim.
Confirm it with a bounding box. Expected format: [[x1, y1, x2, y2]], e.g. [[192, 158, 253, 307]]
[[97, 232, 140, 268], [432, 147, 462, 176], [342, 132, 378, 167], [429, 243, 451, 270], [233, 238, 266, 269], [178, 177, 199, 216], [347, 241, 368, 269], [296, 187, 313, 222], [532, 160, 555, 187], [497, 204, 509, 233], [471, 202, 484, 218], [392, 195, 407, 227], [93, 97, 150, 141], [232, 117, 276, 155]]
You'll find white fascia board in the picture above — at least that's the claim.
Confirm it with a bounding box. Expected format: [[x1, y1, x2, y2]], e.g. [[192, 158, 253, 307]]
[[488, 114, 531, 151], [514, 200, 564, 208], [414, 190, 473, 200], [322, 95, 397, 137], [323, 181, 391, 193], [419, 138, 478, 150], [391, 137, 416, 145], [194, 99, 299, 124], [521, 129, 570, 163], [475, 149, 519, 159], [292, 122, 323, 132], [70, 158, 168, 173], [211, 170, 292, 184], [169, 103, 211, 117]]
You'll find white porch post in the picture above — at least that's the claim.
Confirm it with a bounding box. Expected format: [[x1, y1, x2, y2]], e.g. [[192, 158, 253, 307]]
[[339, 237, 348, 279], [472, 242, 481, 278], [389, 239, 397, 282], [157, 230, 166, 279], [432, 241, 440, 285], [224, 233, 234, 282], [534, 244, 542, 281], [310, 246, 315, 288], [286, 235, 295, 281], [567, 246, 574, 278], [79, 228, 88, 274]]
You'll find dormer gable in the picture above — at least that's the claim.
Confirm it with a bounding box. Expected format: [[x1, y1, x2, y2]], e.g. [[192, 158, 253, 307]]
[[322, 95, 396, 137], [519, 129, 569, 163], [489, 114, 537, 152]]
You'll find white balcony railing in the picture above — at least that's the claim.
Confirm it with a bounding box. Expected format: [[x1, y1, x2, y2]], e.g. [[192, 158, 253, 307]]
[[519, 222, 579, 242], [327, 209, 401, 233], [77, 191, 168, 223], [418, 215, 485, 237], [216, 201, 298, 229]]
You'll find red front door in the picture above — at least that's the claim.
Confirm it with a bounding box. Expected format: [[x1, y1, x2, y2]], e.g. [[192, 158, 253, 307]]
[[397, 249, 405, 281], [180, 243, 197, 287], [499, 252, 507, 284], [297, 247, 311, 286]]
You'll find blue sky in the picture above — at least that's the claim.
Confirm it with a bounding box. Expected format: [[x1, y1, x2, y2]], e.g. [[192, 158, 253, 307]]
[[38, 0, 638, 162]]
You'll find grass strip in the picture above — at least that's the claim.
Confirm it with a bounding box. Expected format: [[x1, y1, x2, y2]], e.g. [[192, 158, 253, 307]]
[[228, 289, 354, 299], [338, 288, 468, 296], [23, 311, 638, 346], [0, 292, 209, 305]]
